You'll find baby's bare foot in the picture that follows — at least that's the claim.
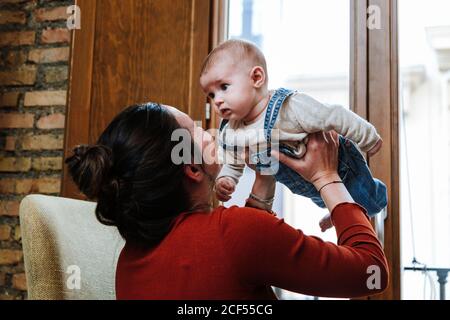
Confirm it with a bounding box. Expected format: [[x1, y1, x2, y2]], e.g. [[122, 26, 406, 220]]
[[319, 214, 334, 232]]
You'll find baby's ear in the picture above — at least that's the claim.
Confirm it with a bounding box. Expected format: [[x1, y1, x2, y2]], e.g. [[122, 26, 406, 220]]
[[250, 66, 266, 88]]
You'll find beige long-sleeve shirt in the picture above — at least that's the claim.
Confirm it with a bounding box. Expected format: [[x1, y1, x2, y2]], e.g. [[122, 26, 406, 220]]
[[218, 91, 381, 183]]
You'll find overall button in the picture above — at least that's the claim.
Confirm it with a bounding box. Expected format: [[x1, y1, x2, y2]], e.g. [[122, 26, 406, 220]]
[[252, 154, 260, 164]]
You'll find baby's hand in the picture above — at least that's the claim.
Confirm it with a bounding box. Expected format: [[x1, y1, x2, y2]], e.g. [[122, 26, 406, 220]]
[[367, 138, 383, 157], [215, 177, 236, 202]]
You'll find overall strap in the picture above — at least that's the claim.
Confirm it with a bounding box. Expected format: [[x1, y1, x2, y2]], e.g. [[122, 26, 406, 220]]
[[218, 119, 237, 152], [219, 119, 229, 133], [264, 88, 295, 153]]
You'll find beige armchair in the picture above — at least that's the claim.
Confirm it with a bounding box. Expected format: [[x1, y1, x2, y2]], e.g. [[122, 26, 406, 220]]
[[19, 195, 125, 300]]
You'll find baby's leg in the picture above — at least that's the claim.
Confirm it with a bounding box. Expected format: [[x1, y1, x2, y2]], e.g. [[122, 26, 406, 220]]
[[319, 214, 333, 232]]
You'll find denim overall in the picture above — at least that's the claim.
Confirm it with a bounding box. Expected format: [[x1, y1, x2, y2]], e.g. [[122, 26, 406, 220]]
[[220, 88, 388, 216]]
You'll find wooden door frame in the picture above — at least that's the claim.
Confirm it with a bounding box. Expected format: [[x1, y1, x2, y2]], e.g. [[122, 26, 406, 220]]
[[61, 0, 97, 199], [350, 0, 400, 300], [62, 0, 212, 199], [208, 0, 229, 131]]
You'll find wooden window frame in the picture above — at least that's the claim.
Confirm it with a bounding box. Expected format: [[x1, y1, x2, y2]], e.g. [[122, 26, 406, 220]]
[[351, 0, 400, 300]]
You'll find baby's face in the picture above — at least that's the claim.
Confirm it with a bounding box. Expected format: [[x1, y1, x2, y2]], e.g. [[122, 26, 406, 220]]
[[200, 56, 257, 121]]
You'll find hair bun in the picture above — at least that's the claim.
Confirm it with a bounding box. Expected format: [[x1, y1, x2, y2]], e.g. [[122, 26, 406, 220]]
[[66, 144, 114, 199]]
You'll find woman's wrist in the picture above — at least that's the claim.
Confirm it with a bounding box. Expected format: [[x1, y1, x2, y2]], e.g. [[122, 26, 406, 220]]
[[245, 197, 274, 213], [246, 175, 276, 212], [310, 171, 355, 212], [319, 182, 354, 213], [245, 197, 271, 210], [252, 174, 276, 200], [312, 172, 341, 191]]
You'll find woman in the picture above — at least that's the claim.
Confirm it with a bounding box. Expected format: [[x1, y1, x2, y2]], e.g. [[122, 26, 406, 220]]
[[66, 102, 388, 299]]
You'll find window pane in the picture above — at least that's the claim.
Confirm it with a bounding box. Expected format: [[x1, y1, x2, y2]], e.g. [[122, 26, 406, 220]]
[[227, 0, 350, 300], [399, 0, 450, 300]]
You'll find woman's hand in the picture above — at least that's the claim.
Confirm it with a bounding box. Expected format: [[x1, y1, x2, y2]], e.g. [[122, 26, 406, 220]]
[[273, 131, 354, 214], [272, 131, 340, 190]]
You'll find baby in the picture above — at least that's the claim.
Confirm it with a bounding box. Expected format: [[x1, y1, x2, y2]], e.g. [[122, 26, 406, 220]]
[[199, 39, 387, 230]]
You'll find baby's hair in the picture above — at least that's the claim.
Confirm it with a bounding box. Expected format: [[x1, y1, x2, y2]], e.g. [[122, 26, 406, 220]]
[[201, 39, 268, 76]]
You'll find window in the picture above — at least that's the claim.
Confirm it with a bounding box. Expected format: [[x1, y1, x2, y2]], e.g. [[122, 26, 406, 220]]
[[399, 0, 450, 300]]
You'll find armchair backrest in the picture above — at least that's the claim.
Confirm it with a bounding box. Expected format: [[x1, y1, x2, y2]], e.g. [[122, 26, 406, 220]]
[[19, 195, 125, 300]]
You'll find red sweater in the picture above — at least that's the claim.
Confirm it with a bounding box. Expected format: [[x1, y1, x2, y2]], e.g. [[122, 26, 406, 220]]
[[116, 203, 389, 299]]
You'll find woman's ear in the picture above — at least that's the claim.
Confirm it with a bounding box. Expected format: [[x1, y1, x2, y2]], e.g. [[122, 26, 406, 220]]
[[250, 66, 266, 88], [184, 164, 203, 183]]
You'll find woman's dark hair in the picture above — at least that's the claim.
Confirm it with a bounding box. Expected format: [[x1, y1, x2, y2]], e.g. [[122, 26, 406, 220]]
[[65, 103, 190, 247]]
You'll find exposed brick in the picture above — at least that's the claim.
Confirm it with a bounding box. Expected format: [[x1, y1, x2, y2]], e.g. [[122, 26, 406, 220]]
[[41, 28, 70, 44], [23, 0, 38, 10], [34, 6, 68, 22], [0, 177, 61, 194], [37, 113, 65, 129], [0, 178, 30, 194], [0, 31, 35, 47], [0, 179, 15, 193], [2, 50, 27, 68], [4, 136, 16, 151], [0, 66, 37, 86], [36, 177, 61, 194], [20, 134, 63, 150], [0, 113, 34, 128], [0, 249, 23, 265], [0, 157, 31, 172], [24, 90, 66, 106], [14, 225, 21, 241], [11, 179, 32, 194], [28, 47, 70, 63], [0, 201, 20, 217], [0, 10, 26, 25], [0, 225, 11, 241], [0, 0, 72, 297], [0, 92, 20, 108], [43, 66, 68, 83], [12, 273, 27, 291], [32, 157, 63, 171], [1, 0, 29, 3]]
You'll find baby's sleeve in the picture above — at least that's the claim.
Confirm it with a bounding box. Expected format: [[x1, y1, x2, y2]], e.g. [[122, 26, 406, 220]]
[[289, 93, 381, 152]]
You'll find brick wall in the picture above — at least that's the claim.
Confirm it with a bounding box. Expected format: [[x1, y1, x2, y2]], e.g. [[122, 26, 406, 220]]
[[0, 0, 73, 300]]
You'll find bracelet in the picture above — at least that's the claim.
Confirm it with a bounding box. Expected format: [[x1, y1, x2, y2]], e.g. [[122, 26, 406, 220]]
[[245, 199, 277, 216], [249, 193, 274, 206], [318, 180, 344, 194]]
